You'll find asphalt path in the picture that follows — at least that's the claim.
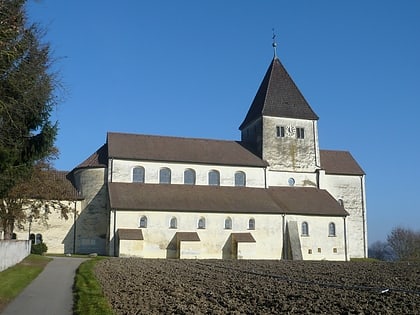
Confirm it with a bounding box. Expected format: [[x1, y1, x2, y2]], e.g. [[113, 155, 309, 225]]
[[1, 256, 87, 315]]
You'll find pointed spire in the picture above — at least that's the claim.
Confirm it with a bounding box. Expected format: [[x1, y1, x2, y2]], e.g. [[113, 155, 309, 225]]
[[272, 28, 278, 58]]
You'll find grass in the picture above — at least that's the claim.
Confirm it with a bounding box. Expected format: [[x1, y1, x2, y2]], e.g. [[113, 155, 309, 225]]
[[73, 257, 114, 315], [0, 254, 52, 312]]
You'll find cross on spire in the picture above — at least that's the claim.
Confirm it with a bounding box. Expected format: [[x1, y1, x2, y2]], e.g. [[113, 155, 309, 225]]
[[272, 28, 278, 58]]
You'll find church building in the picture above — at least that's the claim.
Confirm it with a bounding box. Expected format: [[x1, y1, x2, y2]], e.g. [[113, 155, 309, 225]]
[[22, 48, 367, 260]]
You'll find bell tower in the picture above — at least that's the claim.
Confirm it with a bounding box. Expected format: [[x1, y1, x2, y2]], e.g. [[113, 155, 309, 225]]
[[239, 43, 320, 173]]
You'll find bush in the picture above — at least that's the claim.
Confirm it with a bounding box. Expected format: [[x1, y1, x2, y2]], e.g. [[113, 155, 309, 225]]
[[31, 243, 48, 255]]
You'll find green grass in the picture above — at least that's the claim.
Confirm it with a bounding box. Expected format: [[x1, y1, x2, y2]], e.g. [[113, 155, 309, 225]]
[[73, 257, 114, 315], [0, 254, 52, 312]]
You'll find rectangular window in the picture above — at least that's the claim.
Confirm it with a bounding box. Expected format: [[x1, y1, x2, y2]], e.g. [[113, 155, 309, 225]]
[[276, 126, 285, 137], [296, 127, 305, 139]]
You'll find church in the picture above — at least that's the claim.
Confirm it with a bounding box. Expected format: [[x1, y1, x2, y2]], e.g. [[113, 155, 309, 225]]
[[18, 48, 367, 260]]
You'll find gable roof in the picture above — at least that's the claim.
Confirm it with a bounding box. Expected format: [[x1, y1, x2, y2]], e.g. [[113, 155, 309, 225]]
[[108, 183, 347, 217], [240, 57, 319, 130], [320, 150, 365, 175], [107, 132, 267, 167]]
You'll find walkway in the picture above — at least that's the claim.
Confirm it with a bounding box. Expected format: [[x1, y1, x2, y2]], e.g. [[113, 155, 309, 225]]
[[1, 256, 87, 315]]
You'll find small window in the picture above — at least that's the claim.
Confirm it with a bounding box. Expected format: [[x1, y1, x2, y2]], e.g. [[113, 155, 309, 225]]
[[29, 233, 35, 244], [301, 222, 309, 236], [198, 217, 206, 229], [224, 217, 232, 229], [276, 126, 285, 137], [234, 171, 246, 187], [170, 217, 177, 229], [139, 216, 148, 228], [184, 169, 196, 185], [133, 166, 145, 183], [35, 233, 43, 244], [296, 128, 305, 139], [159, 168, 171, 184], [333, 248, 338, 253], [248, 218, 255, 230], [208, 170, 220, 186], [338, 199, 344, 207], [308, 249, 312, 254], [318, 248, 322, 253], [329, 222, 336, 237]]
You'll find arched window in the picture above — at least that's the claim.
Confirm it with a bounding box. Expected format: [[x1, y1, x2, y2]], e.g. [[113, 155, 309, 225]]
[[234, 171, 246, 187], [170, 217, 177, 229], [29, 233, 35, 244], [224, 217, 232, 229], [35, 233, 43, 244], [184, 169, 196, 185], [208, 170, 220, 186], [198, 217, 206, 229], [329, 222, 336, 237], [159, 168, 171, 184], [133, 166, 145, 183], [301, 222, 309, 236], [139, 216, 148, 228], [248, 218, 255, 230]]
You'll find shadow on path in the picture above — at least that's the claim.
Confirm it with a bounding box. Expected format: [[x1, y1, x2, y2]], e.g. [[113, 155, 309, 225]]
[[1, 256, 87, 315]]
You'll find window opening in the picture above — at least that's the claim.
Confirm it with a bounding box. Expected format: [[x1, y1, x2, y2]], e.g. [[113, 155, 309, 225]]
[[139, 216, 148, 228], [159, 168, 171, 184], [208, 170, 220, 186], [133, 166, 145, 183], [234, 171, 246, 187], [184, 169, 196, 185]]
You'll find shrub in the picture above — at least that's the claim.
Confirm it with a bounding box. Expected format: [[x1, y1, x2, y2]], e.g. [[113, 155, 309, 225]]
[[31, 243, 48, 255]]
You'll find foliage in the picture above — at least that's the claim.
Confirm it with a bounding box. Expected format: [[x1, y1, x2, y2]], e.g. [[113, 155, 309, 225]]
[[0, 0, 60, 234], [31, 242, 48, 255], [0, 254, 51, 312], [0, 156, 73, 239], [73, 258, 115, 315], [387, 226, 420, 261], [368, 240, 396, 261]]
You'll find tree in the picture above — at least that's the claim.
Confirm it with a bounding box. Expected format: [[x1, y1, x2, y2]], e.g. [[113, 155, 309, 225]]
[[387, 227, 420, 261], [368, 240, 396, 261], [0, 152, 73, 240], [0, 0, 58, 198]]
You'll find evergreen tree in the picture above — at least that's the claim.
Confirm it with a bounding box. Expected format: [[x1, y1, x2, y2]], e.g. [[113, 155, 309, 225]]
[[0, 0, 58, 198]]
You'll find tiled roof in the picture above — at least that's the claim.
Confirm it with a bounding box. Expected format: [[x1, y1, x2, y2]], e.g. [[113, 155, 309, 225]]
[[117, 229, 144, 240], [240, 57, 319, 130], [231, 233, 256, 243], [73, 144, 108, 170], [320, 150, 365, 175], [176, 232, 200, 242], [107, 132, 267, 167], [108, 183, 347, 217]]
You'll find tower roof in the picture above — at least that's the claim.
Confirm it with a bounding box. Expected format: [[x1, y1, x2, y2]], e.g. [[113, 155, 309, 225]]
[[239, 57, 319, 130]]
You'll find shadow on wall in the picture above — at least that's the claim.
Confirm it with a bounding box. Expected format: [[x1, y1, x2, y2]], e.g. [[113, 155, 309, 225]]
[[62, 185, 108, 255]]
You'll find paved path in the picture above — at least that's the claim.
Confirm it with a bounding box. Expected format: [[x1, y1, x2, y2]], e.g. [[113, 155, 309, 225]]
[[2, 256, 87, 315]]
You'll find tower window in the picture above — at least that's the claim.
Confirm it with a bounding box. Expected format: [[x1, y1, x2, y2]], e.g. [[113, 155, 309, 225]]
[[296, 128, 305, 139], [276, 126, 285, 137]]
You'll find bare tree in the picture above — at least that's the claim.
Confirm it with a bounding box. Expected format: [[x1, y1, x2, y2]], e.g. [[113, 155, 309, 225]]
[[387, 227, 420, 261], [368, 240, 396, 261]]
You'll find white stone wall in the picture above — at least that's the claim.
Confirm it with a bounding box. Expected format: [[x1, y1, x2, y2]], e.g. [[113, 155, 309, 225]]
[[110, 210, 284, 259], [267, 169, 318, 188], [110, 159, 266, 188], [14, 201, 81, 254], [319, 173, 367, 258], [73, 168, 109, 255], [0, 240, 31, 272], [285, 215, 346, 261], [262, 116, 320, 172]]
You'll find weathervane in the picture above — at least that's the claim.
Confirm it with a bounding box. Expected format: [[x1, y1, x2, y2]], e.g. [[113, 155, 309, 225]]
[[272, 28, 278, 58]]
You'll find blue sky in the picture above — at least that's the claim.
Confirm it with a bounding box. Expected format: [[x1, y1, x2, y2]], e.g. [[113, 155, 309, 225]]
[[26, 1, 420, 244]]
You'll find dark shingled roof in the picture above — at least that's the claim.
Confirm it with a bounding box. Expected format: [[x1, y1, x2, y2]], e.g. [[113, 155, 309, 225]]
[[107, 132, 267, 167], [176, 232, 200, 242], [117, 229, 144, 240], [240, 57, 319, 130], [73, 144, 108, 170], [268, 187, 348, 216], [108, 183, 347, 217], [232, 233, 256, 243], [320, 150, 365, 175]]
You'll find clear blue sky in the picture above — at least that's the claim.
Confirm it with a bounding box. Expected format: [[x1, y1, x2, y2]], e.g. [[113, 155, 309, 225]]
[[26, 1, 420, 245]]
